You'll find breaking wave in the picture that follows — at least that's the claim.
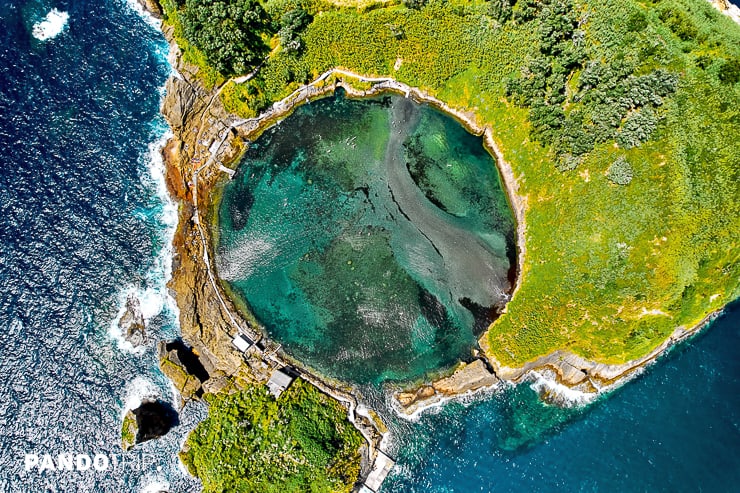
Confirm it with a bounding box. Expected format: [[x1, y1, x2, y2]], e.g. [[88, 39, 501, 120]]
[[31, 8, 68, 41]]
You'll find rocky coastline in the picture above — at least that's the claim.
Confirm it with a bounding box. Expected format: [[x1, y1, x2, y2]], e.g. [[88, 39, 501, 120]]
[[145, 0, 731, 472], [154, 22, 390, 484]]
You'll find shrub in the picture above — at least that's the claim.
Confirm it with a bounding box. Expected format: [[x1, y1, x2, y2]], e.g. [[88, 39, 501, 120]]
[[488, 0, 514, 23], [606, 156, 634, 185], [279, 8, 312, 54], [617, 107, 658, 149], [659, 7, 698, 42], [626, 10, 648, 32], [403, 0, 428, 10], [718, 58, 740, 85], [556, 154, 582, 172], [514, 0, 543, 23]]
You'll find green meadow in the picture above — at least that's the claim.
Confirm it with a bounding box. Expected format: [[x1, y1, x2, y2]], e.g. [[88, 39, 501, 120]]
[[161, 0, 740, 367]]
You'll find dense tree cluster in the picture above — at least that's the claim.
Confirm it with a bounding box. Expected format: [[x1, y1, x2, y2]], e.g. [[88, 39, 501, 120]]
[[505, 0, 587, 166], [180, 0, 271, 76], [505, 0, 679, 170], [181, 380, 362, 493], [577, 63, 677, 149]]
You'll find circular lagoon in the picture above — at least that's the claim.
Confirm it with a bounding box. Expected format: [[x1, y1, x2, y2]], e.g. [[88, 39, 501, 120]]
[[216, 91, 515, 384]]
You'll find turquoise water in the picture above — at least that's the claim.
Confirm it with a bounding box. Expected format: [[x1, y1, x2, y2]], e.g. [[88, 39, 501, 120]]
[[217, 92, 515, 385], [382, 300, 740, 492]]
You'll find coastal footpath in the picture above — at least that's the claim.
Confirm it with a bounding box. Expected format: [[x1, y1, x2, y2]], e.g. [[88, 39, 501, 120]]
[[154, 36, 726, 418], [157, 55, 733, 414], [152, 0, 738, 407]]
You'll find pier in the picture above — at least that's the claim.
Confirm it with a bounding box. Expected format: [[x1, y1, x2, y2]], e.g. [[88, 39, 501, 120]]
[[359, 450, 396, 493]]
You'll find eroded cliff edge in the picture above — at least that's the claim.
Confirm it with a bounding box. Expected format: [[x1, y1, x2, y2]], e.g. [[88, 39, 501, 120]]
[[156, 32, 727, 419]]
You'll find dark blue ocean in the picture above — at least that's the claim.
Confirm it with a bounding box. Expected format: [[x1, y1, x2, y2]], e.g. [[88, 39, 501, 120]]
[[0, 1, 737, 492], [381, 301, 740, 493], [0, 1, 204, 491]]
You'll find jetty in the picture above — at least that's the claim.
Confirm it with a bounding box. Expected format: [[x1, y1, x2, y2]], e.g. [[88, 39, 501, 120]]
[[359, 450, 396, 493]]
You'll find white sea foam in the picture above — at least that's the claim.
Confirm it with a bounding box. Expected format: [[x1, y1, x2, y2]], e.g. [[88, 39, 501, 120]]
[[123, 377, 161, 416], [109, 285, 165, 353], [32, 9, 69, 41], [140, 477, 170, 493], [127, 0, 177, 338], [125, 0, 161, 30], [729, 5, 740, 25], [109, 129, 179, 352], [139, 287, 166, 320], [527, 370, 598, 408]]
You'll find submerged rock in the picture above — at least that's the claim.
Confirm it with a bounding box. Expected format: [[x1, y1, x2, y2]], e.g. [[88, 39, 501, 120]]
[[118, 294, 146, 347]]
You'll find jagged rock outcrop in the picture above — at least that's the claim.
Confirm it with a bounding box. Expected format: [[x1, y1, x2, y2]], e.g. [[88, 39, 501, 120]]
[[707, 0, 740, 24], [163, 77, 198, 131], [396, 359, 500, 415], [710, 0, 730, 12], [136, 0, 162, 18], [121, 410, 137, 451], [118, 294, 146, 347], [159, 339, 215, 401], [121, 399, 179, 450]]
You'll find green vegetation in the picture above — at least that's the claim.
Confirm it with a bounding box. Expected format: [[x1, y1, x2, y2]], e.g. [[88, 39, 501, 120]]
[[278, 7, 313, 53], [160, 0, 740, 367], [180, 0, 272, 75], [606, 156, 634, 186], [180, 379, 363, 492], [504, 0, 681, 168], [121, 410, 137, 451]]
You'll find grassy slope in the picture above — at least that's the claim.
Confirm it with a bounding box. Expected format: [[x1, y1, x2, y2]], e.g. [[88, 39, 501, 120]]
[[180, 380, 363, 493], [161, 0, 740, 367]]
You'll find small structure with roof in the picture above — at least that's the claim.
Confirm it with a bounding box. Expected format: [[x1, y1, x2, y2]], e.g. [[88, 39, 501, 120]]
[[231, 333, 253, 353], [267, 368, 295, 398]]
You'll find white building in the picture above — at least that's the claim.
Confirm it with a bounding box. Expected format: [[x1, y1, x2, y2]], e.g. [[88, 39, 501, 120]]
[[267, 369, 294, 398], [231, 333, 253, 353]]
